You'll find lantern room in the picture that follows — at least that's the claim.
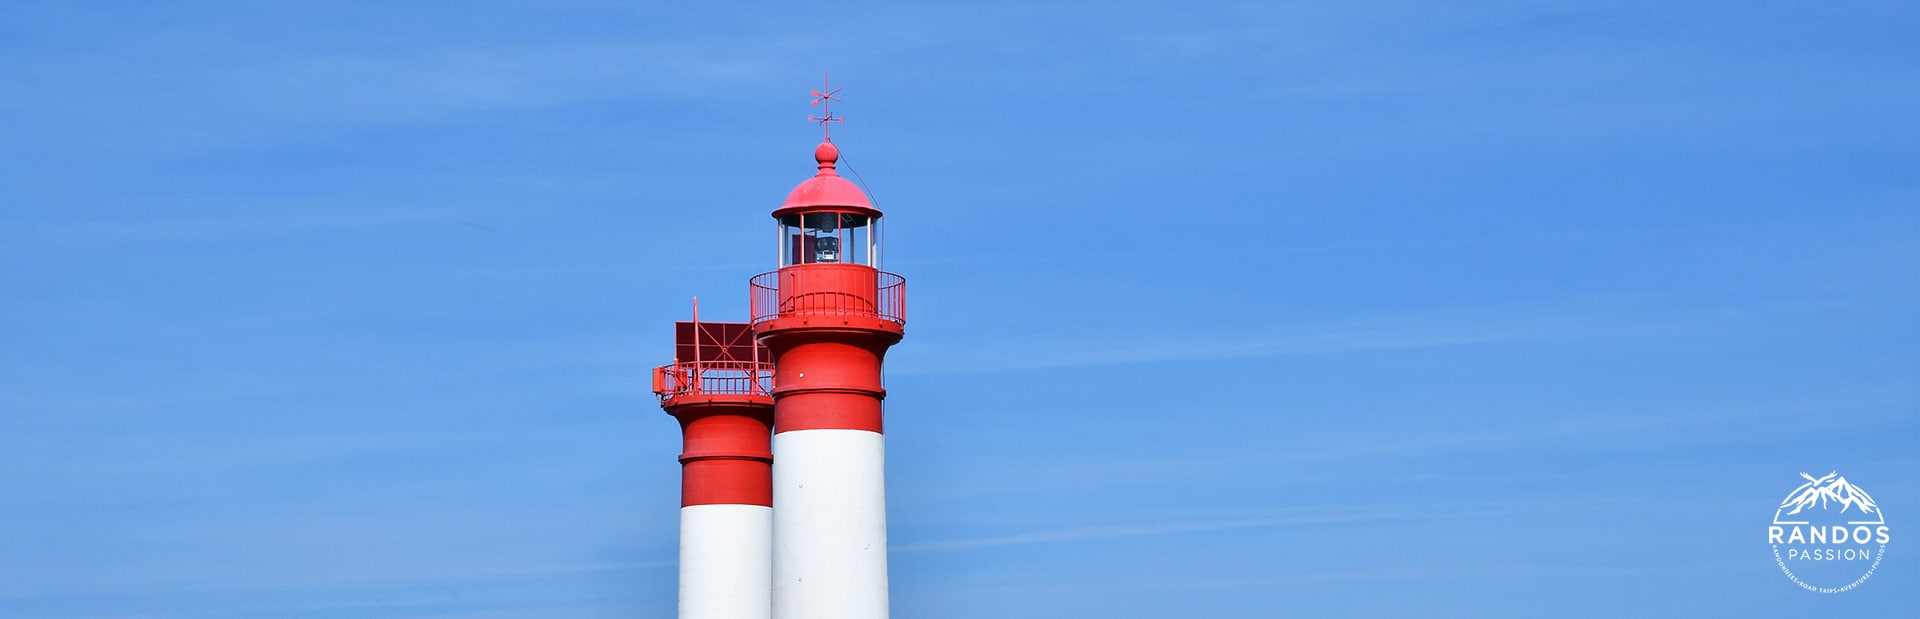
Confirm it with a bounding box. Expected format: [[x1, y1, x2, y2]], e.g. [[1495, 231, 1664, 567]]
[[779, 212, 877, 266], [773, 141, 884, 268]]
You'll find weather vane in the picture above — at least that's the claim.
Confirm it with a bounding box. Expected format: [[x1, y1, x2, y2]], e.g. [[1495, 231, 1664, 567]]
[[808, 72, 844, 142]]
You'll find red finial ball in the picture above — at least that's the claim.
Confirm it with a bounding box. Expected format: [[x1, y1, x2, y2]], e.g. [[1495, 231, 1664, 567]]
[[814, 141, 840, 166]]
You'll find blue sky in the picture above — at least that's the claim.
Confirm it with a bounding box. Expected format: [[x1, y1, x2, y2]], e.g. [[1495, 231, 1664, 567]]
[[2, 0, 1916, 616]]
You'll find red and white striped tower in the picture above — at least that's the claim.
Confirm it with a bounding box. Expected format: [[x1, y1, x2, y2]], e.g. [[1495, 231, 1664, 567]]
[[652, 308, 775, 619], [751, 80, 906, 619]]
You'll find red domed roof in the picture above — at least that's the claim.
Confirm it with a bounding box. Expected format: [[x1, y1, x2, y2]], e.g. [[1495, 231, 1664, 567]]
[[775, 142, 879, 218]]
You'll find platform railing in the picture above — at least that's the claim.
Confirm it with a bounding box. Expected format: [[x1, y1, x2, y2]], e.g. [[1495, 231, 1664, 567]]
[[652, 360, 775, 402], [750, 269, 906, 325]]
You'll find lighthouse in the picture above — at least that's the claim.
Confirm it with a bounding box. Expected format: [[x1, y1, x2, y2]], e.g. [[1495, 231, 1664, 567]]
[[652, 313, 775, 619], [752, 83, 906, 619]]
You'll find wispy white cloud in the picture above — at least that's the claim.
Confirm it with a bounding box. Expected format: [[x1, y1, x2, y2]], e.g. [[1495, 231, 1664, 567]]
[[213, 41, 793, 121], [892, 315, 1517, 375], [4, 32, 827, 159], [1, 205, 453, 245], [890, 302, 1577, 375], [892, 513, 1382, 553], [890, 293, 1858, 375], [0, 558, 674, 608], [898, 387, 1920, 502], [925, 559, 1758, 598], [891, 497, 1599, 553]]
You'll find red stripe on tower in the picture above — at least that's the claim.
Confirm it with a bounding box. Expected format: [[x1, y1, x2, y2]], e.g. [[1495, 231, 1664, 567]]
[[673, 402, 774, 506]]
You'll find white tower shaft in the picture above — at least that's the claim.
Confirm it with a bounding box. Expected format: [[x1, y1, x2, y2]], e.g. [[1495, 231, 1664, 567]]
[[772, 429, 890, 619], [681, 503, 773, 619]]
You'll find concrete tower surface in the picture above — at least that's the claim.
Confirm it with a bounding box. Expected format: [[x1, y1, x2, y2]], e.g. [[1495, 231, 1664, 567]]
[[653, 314, 775, 619], [752, 137, 906, 619]]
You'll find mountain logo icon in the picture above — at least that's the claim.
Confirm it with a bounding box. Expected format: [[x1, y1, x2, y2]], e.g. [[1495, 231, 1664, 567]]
[[1773, 472, 1884, 526]]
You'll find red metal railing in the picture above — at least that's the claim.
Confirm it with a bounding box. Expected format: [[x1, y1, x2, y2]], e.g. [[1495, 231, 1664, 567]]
[[652, 360, 774, 402], [750, 268, 905, 325]]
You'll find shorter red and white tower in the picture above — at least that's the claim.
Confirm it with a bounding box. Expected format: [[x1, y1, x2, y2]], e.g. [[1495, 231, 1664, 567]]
[[652, 312, 775, 619]]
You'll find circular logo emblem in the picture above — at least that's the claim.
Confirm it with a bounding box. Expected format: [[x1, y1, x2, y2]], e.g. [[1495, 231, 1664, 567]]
[[1767, 472, 1890, 593]]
